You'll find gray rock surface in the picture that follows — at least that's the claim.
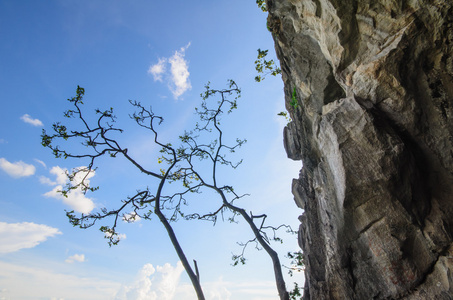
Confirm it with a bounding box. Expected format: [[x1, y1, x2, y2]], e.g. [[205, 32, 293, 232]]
[[267, 0, 453, 298]]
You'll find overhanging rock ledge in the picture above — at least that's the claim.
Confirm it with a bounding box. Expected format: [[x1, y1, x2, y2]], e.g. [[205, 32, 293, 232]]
[[268, 0, 453, 298]]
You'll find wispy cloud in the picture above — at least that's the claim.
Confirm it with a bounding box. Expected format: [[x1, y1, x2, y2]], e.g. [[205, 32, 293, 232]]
[[20, 114, 43, 127], [0, 158, 36, 178], [65, 254, 86, 263], [39, 176, 55, 185], [34, 159, 47, 168], [148, 43, 192, 99], [42, 166, 95, 214], [0, 260, 120, 299], [0, 222, 61, 254]]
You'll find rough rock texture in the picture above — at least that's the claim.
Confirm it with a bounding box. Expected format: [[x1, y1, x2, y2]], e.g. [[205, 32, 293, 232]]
[[268, 0, 453, 299]]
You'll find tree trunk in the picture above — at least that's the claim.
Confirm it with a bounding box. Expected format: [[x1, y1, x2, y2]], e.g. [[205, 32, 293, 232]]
[[217, 186, 290, 300], [235, 206, 290, 300], [156, 209, 205, 300], [155, 168, 205, 300]]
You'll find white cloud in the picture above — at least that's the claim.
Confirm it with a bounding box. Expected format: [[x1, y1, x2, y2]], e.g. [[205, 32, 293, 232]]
[[0, 158, 36, 178], [148, 58, 167, 82], [199, 279, 281, 300], [0, 222, 61, 254], [65, 254, 86, 263], [49, 166, 69, 185], [0, 260, 120, 299], [39, 175, 56, 186], [114, 262, 288, 300], [205, 277, 232, 300], [154, 262, 186, 299], [168, 43, 191, 99], [104, 231, 127, 241], [148, 43, 191, 99], [43, 166, 95, 214], [20, 114, 43, 127], [115, 262, 184, 300]]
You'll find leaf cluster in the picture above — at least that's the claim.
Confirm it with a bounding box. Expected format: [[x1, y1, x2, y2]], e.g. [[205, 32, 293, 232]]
[[285, 250, 305, 276], [254, 49, 281, 82], [231, 219, 296, 268], [290, 87, 299, 110], [256, 0, 268, 12], [289, 282, 303, 300], [284, 250, 305, 299], [277, 111, 292, 125]]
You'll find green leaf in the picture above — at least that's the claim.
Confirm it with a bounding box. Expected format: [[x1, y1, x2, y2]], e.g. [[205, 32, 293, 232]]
[[290, 87, 299, 109], [256, 0, 267, 12]]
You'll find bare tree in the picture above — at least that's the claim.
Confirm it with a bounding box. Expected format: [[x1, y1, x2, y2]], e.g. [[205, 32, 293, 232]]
[[41, 81, 292, 300]]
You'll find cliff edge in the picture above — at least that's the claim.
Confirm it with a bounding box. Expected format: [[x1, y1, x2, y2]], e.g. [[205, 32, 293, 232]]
[[268, 0, 453, 298]]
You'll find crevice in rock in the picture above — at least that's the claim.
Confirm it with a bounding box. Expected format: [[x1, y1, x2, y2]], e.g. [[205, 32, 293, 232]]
[[363, 104, 433, 228], [357, 216, 385, 236], [323, 70, 346, 106], [405, 243, 453, 297], [331, 0, 360, 72]]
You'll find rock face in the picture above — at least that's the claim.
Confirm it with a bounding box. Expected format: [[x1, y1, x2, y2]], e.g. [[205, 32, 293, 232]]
[[268, 0, 453, 298]]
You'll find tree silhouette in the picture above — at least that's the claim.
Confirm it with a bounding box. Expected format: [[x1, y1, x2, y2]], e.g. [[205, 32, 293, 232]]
[[42, 81, 292, 300]]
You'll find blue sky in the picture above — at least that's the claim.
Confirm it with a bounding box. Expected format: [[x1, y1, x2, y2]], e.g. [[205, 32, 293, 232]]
[[0, 1, 303, 299]]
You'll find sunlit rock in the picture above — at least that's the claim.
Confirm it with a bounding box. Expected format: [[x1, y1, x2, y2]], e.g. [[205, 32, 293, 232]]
[[268, 0, 453, 298]]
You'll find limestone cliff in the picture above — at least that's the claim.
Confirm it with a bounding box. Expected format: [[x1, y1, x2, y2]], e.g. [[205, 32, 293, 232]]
[[268, 0, 453, 298]]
